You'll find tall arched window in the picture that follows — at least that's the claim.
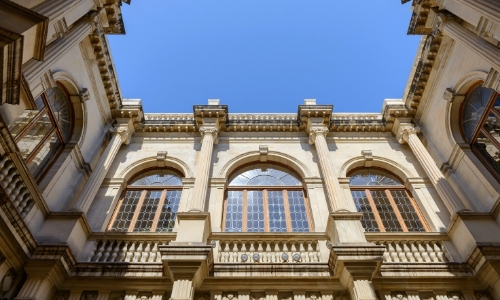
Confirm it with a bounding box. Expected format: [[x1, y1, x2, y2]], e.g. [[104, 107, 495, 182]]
[[460, 83, 500, 179], [349, 168, 429, 232], [8, 85, 73, 180], [224, 163, 312, 232], [108, 169, 183, 232]]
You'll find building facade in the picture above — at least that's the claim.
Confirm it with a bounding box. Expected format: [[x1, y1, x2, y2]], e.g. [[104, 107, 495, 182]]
[[0, 0, 500, 299]]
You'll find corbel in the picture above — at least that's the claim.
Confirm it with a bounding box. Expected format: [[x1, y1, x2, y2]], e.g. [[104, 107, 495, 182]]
[[41, 70, 57, 90], [259, 145, 268, 162], [53, 17, 68, 39], [476, 16, 493, 38], [484, 68, 500, 94], [361, 150, 373, 168], [157, 151, 168, 167], [79, 88, 90, 102], [442, 88, 456, 103]]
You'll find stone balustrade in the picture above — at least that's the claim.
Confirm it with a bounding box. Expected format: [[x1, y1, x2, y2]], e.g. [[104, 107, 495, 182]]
[[87, 234, 175, 263], [213, 235, 325, 264], [0, 154, 35, 218]]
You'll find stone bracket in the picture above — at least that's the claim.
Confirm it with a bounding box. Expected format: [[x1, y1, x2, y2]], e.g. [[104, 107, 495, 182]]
[[484, 68, 500, 94], [259, 145, 268, 162], [361, 150, 373, 167], [160, 245, 213, 288]]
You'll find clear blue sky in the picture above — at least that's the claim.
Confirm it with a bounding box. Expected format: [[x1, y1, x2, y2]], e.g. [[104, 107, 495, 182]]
[[108, 1, 420, 113]]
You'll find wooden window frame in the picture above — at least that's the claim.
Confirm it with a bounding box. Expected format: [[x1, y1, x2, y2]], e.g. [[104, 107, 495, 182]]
[[350, 186, 430, 232], [107, 185, 183, 232], [222, 187, 313, 233]]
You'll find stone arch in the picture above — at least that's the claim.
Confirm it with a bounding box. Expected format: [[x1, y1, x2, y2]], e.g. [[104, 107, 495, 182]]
[[218, 150, 312, 180], [446, 70, 488, 146], [118, 156, 194, 183], [339, 155, 415, 182], [52, 71, 86, 146]]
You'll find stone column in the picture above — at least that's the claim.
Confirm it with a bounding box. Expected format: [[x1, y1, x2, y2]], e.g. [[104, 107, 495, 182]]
[[439, 17, 500, 72], [15, 277, 54, 300], [171, 280, 193, 300], [398, 125, 466, 214], [308, 126, 348, 211], [455, 0, 500, 25], [350, 280, 377, 300], [189, 126, 218, 212], [71, 124, 131, 213]]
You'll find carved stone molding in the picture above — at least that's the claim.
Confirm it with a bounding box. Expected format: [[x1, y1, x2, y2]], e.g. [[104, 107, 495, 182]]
[[79, 88, 91, 102], [397, 124, 421, 144], [361, 150, 373, 167], [109, 126, 131, 145], [443, 88, 456, 102], [259, 145, 268, 162], [484, 68, 500, 93], [157, 150, 168, 167], [308, 127, 329, 145]]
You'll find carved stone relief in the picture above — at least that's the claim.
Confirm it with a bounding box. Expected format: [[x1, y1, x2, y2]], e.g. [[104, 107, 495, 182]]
[[223, 292, 238, 300], [53, 291, 70, 300], [81, 291, 98, 300]]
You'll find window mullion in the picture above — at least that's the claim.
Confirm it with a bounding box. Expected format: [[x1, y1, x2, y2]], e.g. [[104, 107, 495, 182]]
[[25, 126, 57, 163], [480, 128, 500, 150], [384, 189, 409, 232], [470, 91, 499, 143], [283, 189, 292, 232], [302, 190, 314, 232], [405, 190, 430, 232], [222, 191, 228, 232], [263, 189, 270, 232], [128, 190, 147, 232], [14, 107, 48, 143], [242, 190, 248, 232], [107, 190, 126, 231], [150, 189, 167, 232], [364, 188, 386, 232]]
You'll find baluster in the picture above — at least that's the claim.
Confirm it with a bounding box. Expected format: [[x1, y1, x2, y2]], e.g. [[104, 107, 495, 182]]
[[249, 241, 256, 261], [316, 241, 321, 262], [157, 241, 165, 262], [427, 242, 438, 262], [265, 242, 272, 263], [307, 242, 315, 262], [273, 242, 280, 262], [88, 242, 97, 262], [223, 241, 230, 263], [102, 241, 113, 262], [141, 241, 151, 262], [395, 242, 406, 262], [93, 241, 106, 262], [13, 189, 27, 208], [125, 242, 135, 262], [290, 241, 297, 262], [217, 241, 222, 262], [149, 242, 158, 262], [433, 242, 444, 262], [110, 241, 121, 262], [403, 242, 414, 262], [411, 242, 421, 262], [17, 194, 29, 213], [0, 162, 13, 181], [11, 182, 23, 200], [381, 242, 391, 262], [418, 242, 430, 262], [134, 242, 143, 262], [282, 241, 289, 262], [5, 174, 19, 194], [241, 242, 247, 263], [299, 241, 307, 262], [257, 241, 264, 262], [388, 242, 398, 262], [232, 242, 239, 263], [0, 155, 10, 170], [118, 241, 129, 262]]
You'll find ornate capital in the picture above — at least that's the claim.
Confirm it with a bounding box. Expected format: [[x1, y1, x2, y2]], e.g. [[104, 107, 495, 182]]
[[199, 126, 218, 144], [397, 125, 420, 144], [308, 126, 329, 145], [109, 126, 131, 144]]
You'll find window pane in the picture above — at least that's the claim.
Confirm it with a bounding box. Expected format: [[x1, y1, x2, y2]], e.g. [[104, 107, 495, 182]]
[[349, 168, 402, 186], [287, 190, 310, 232], [462, 85, 495, 142], [473, 132, 500, 175], [156, 190, 182, 232], [247, 190, 264, 232], [110, 191, 141, 231], [130, 170, 183, 186], [133, 191, 162, 232], [8, 108, 43, 139], [371, 190, 403, 232], [225, 191, 243, 232], [26, 130, 61, 179], [228, 164, 301, 186], [17, 113, 53, 159], [482, 112, 500, 146], [268, 191, 287, 232], [351, 190, 380, 232], [45, 87, 72, 141], [390, 190, 426, 232]]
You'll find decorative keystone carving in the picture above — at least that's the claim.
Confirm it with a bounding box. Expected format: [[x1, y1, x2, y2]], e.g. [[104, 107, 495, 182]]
[[361, 150, 373, 167], [110, 126, 131, 144], [397, 125, 420, 144], [308, 127, 329, 145], [79, 88, 90, 102], [200, 126, 219, 144], [157, 151, 168, 167], [259, 145, 268, 162], [484, 68, 500, 93], [53, 17, 68, 39], [41, 70, 57, 90], [443, 88, 456, 102], [477, 16, 493, 37]]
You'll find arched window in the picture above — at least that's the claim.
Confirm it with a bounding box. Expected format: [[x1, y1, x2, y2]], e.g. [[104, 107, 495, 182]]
[[224, 163, 312, 232], [460, 84, 500, 179], [108, 169, 183, 232], [8, 85, 73, 180], [349, 168, 428, 232]]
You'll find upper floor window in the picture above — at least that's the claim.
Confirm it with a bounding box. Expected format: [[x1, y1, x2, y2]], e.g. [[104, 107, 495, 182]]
[[8, 85, 72, 180], [349, 168, 429, 232], [460, 84, 500, 179], [223, 163, 312, 232], [108, 169, 182, 232]]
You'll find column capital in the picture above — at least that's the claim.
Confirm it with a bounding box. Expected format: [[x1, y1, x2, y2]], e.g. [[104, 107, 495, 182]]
[[199, 126, 219, 143], [308, 126, 329, 145], [109, 125, 131, 144], [396, 123, 420, 144]]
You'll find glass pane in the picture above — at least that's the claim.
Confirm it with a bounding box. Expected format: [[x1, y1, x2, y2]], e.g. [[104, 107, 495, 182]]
[[349, 168, 402, 186], [268, 191, 287, 232], [390, 190, 426, 232], [133, 191, 162, 232], [45, 87, 72, 141], [462, 85, 495, 142], [287, 190, 310, 232], [156, 190, 182, 232], [351, 190, 380, 232], [8, 108, 43, 139], [26, 131, 61, 179], [16, 113, 53, 159], [247, 190, 264, 232], [473, 132, 500, 175], [225, 191, 243, 232], [482, 111, 500, 146], [110, 191, 141, 231], [371, 190, 403, 232], [130, 170, 183, 186], [228, 163, 301, 186]]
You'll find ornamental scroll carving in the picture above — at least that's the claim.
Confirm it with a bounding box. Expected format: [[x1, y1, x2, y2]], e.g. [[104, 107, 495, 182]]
[[200, 126, 219, 144], [109, 126, 131, 144], [308, 127, 329, 145], [397, 125, 420, 144]]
